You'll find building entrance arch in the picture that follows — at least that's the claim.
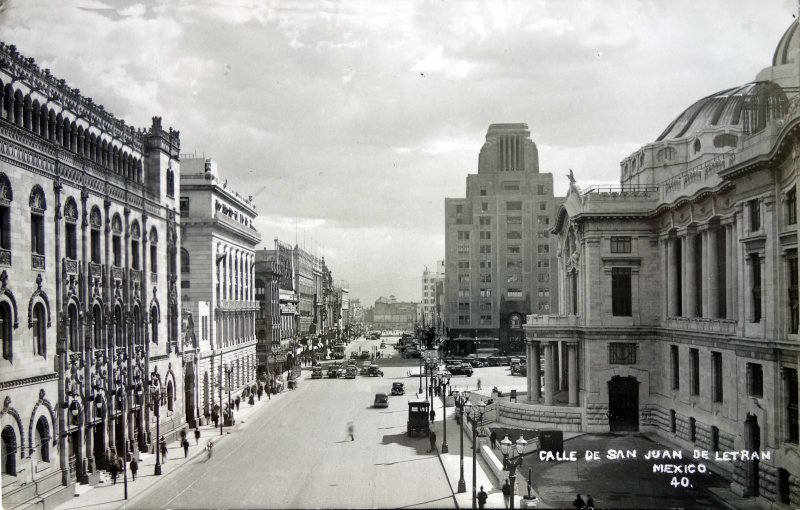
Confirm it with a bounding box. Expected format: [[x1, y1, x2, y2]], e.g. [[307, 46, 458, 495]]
[[607, 376, 639, 432], [185, 360, 196, 427], [744, 414, 760, 496]]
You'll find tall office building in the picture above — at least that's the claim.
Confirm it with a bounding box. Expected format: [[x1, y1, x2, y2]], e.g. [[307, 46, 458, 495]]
[[444, 124, 560, 355]]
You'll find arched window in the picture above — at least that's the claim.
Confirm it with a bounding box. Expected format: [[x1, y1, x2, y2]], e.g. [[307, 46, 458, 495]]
[[68, 304, 79, 352], [30, 186, 46, 262], [33, 302, 46, 357], [63, 197, 78, 260], [0, 172, 12, 254], [93, 304, 103, 349], [151, 305, 158, 345], [166, 379, 174, 412], [130, 221, 140, 270], [693, 139, 701, 154], [166, 169, 174, 197], [1, 301, 12, 361], [150, 227, 158, 274], [133, 306, 141, 345], [510, 315, 521, 329], [13, 90, 23, 126], [111, 214, 122, 267], [90, 206, 102, 264], [180, 248, 190, 273], [35, 416, 49, 463], [1, 425, 16, 475], [114, 305, 123, 347]]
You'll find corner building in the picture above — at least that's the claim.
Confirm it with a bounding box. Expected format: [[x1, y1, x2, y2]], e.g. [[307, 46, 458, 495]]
[[0, 42, 183, 507], [520, 21, 800, 506], [179, 158, 259, 427], [444, 124, 560, 355]]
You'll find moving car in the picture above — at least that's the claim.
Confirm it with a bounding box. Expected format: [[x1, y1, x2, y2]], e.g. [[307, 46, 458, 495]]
[[359, 361, 372, 375], [311, 367, 323, 379], [367, 365, 384, 377], [327, 364, 340, 378], [360, 350, 371, 360], [374, 393, 389, 408], [404, 350, 421, 359], [448, 363, 474, 377], [469, 358, 485, 368], [391, 382, 405, 395], [345, 366, 357, 379], [407, 399, 430, 437]]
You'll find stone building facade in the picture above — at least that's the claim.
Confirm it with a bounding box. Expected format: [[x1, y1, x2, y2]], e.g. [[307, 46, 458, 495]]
[[444, 124, 561, 355], [0, 42, 183, 508], [368, 296, 418, 332], [520, 21, 800, 507], [255, 239, 298, 375], [179, 157, 259, 426]]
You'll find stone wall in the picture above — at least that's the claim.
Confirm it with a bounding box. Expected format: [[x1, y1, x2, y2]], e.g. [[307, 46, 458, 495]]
[[498, 401, 582, 431]]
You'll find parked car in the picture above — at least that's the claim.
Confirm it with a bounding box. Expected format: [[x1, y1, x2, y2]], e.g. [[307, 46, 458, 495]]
[[345, 366, 357, 379], [391, 382, 405, 395], [359, 361, 372, 375], [374, 393, 389, 408], [448, 363, 474, 377], [407, 399, 430, 437], [311, 367, 323, 379], [404, 350, 422, 359], [327, 364, 340, 378], [469, 358, 485, 368], [360, 350, 371, 360], [367, 365, 384, 377]]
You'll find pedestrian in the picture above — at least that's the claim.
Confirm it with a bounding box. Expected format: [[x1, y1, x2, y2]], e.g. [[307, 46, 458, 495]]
[[109, 455, 119, 484], [129, 457, 138, 481], [182, 437, 189, 458], [585, 495, 594, 509], [159, 436, 168, 464], [429, 408, 436, 423], [257, 385, 263, 401], [194, 427, 200, 446], [428, 429, 437, 453], [490, 429, 497, 449], [502, 479, 511, 509], [477, 486, 488, 509], [346, 421, 355, 441], [477, 378, 482, 391], [572, 493, 585, 509], [211, 410, 219, 428], [235, 396, 240, 411], [249, 393, 255, 405]]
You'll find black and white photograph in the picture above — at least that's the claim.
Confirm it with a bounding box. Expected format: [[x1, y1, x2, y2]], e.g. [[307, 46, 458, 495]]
[[0, 1, 799, 509]]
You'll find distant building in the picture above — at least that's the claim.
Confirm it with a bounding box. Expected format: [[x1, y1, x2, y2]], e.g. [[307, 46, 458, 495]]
[[421, 261, 445, 328], [256, 239, 298, 374], [368, 296, 418, 332], [444, 124, 561, 355], [180, 157, 260, 425]]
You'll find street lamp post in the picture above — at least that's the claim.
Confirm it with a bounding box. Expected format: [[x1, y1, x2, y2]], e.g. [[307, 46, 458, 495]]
[[464, 400, 486, 509], [149, 371, 165, 476], [454, 390, 470, 493], [499, 435, 528, 510], [115, 388, 128, 500], [418, 355, 423, 394], [224, 364, 233, 425], [439, 374, 450, 453]]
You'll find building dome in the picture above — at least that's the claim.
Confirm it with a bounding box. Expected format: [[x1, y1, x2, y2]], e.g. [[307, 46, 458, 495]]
[[656, 81, 789, 142], [773, 21, 798, 66]]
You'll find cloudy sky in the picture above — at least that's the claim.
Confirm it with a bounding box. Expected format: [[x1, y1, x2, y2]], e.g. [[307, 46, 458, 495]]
[[1, 0, 795, 305]]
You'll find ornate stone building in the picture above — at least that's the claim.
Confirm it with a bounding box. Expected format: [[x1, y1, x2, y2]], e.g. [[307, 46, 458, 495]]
[[179, 157, 259, 426], [0, 42, 183, 507], [519, 21, 800, 506]]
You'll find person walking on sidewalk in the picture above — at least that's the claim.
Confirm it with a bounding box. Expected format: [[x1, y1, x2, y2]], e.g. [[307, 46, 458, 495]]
[[572, 494, 586, 509], [130, 457, 138, 481], [346, 421, 355, 441], [477, 486, 488, 509], [429, 408, 436, 423], [182, 437, 190, 457], [235, 396, 240, 411], [490, 429, 498, 449], [585, 494, 594, 509], [428, 430, 437, 453], [502, 479, 511, 509], [194, 427, 201, 446], [109, 456, 119, 484], [159, 436, 168, 464]]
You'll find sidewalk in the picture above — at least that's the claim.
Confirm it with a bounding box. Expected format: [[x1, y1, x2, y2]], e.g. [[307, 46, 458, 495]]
[[52, 381, 292, 510], [426, 390, 546, 509]]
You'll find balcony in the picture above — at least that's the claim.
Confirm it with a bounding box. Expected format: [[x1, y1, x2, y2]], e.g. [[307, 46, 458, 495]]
[[579, 185, 660, 215], [525, 314, 580, 328], [217, 299, 259, 311], [659, 149, 735, 204], [664, 316, 736, 334], [214, 212, 261, 244]]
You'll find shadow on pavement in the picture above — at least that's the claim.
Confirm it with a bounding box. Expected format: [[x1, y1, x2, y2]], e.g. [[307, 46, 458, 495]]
[[381, 431, 430, 454]]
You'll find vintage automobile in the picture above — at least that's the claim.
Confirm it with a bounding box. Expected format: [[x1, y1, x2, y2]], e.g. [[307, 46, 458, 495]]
[[359, 350, 371, 360], [404, 350, 422, 359], [374, 393, 389, 408], [469, 358, 485, 368], [379, 342, 386, 349], [367, 365, 384, 377], [359, 361, 372, 375], [407, 399, 430, 437], [345, 366, 357, 379], [311, 367, 323, 379], [448, 363, 474, 377], [327, 364, 340, 378], [391, 382, 405, 395]]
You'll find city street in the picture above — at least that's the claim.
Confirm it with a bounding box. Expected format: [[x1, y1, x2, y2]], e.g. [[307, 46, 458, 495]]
[[127, 339, 456, 509]]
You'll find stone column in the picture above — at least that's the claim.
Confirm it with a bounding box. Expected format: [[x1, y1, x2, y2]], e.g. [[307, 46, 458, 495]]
[[567, 342, 578, 406], [725, 222, 734, 320], [707, 226, 720, 319], [668, 236, 679, 316], [685, 231, 698, 317], [543, 342, 553, 405]]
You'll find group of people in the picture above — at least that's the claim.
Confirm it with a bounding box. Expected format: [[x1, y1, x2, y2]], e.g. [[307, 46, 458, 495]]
[[573, 493, 595, 509]]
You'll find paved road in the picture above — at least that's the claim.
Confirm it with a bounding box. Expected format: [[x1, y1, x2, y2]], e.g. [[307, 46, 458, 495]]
[[127, 361, 455, 509]]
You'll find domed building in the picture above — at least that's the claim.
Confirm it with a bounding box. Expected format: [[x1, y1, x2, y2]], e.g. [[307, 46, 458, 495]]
[[519, 20, 800, 506]]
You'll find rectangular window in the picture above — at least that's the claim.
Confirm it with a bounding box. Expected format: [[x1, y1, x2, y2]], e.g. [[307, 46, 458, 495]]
[[458, 315, 470, 325], [789, 252, 798, 335], [456, 204, 463, 213], [711, 426, 720, 451], [458, 261, 470, 269], [537, 184, 545, 195], [458, 290, 469, 298], [479, 274, 491, 283], [507, 231, 522, 239], [150, 245, 158, 273], [507, 216, 522, 225], [538, 244, 549, 254], [479, 188, 487, 196], [507, 288, 522, 298], [479, 288, 492, 297], [181, 280, 190, 288], [747, 363, 763, 397], [749, 199, 761, 231], [479, 260, 491, 269], [711, 351, 723, 403], [479, 216, 491, 226], [538, 288, 550, 297], [537, 260, 549, 268], [508, 246, 520, 254], [751, 254, 762, 322], [670, 345, 679, 390], [537, 215, 549, 226], [0, 205, 9, 250], [131, 240, 140, 270], [65, 222, 77, 259], [91, 229, 101, 264], [179, 197, 190, 215], [481, 202, 489, 212], [670, 410, 677, 433], [788, 368, 799, 443], [788, 187, 797, 225], [689, 348, 699, 396], [458, 302, 470, 311], [479, 231, 491, 240], [611, 267, 632, 316], [457, 231, 470, 240], [506, 201, 522, 211], [458, 274, 469, 283], [608, 342, 637, 364], [113, 235, 121, 266], [502, 181, 520, 191], [479, 245, 491, 254], [538, 273, 550, 282], [458, 243, 469, 255], [610, 236, 632, 253], [538, 303, 550, 311], [507, 260, 522, 269], [507, 274, 520, 283], [689, 417, 697, 442], [538, 230, 549, 239], [480, 314, 492, 324]]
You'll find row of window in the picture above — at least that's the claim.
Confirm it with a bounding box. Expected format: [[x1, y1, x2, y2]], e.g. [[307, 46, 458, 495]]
[[669, 346, 724, 402], [477, 184, 549, 195]]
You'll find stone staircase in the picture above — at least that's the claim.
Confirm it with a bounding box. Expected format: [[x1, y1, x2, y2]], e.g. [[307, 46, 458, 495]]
[[4, 470, 74, 510]]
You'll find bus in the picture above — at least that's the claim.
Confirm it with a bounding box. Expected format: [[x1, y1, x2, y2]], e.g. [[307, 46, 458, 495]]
[[332, 342, 346, 360], [475, 347, 500, 358]]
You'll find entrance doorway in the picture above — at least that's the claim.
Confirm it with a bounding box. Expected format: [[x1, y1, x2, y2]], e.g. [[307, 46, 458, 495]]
[[1, 425, 16, 476], [185, 360, 196, 427], [69, 430, 82, 482], [114, 415, 125, 458], [744, 414, 760, 496], [93, 420, 106, 470], [608, 376, 639, 432]]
